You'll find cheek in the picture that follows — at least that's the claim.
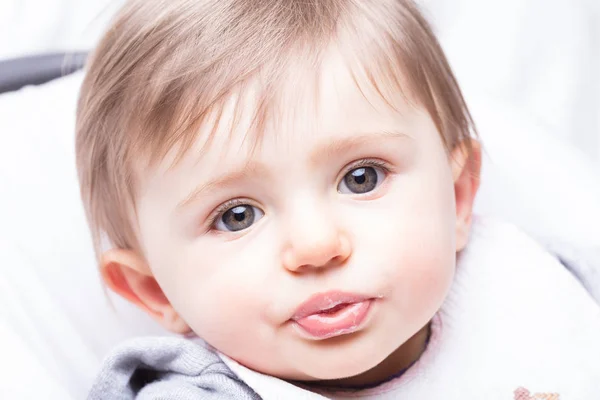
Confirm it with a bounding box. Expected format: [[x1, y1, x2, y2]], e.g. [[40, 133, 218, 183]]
[[392, 238, 455, 310], [353, 168, 457, 308], [156, 240, 273, 351], [368, 217, 455, 330], [374, 217, 455, 296]]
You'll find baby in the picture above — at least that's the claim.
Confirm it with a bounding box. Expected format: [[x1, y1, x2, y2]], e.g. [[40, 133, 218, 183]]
[[77, 0, 600, 398]]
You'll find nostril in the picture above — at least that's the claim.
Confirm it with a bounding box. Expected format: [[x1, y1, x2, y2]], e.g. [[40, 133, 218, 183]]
[[332, 255, 343, 263], [329, 253, 349, 266]]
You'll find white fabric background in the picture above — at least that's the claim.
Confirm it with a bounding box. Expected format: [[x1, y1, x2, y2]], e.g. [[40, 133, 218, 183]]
[[423, 0, 600, 167], [0, 0, 599, 399]]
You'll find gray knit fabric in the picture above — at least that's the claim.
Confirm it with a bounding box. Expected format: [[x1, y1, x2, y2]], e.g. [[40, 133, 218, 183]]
[[87, 336, 260, 399]]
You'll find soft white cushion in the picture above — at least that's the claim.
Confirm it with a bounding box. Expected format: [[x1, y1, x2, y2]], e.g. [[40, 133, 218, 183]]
[[471, 93, 600, 247], [0, 73, 165, 399], [0, 0, 124, 59], [0, 0, 599, 398], [422, 0, 600, 166]]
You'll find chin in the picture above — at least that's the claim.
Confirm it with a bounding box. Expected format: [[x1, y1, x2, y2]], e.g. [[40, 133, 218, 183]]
[[297, 332, 394, 381]]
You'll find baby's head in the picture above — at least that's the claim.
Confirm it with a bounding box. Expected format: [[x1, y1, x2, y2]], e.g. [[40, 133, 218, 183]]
[[77, 0, 480, 386]]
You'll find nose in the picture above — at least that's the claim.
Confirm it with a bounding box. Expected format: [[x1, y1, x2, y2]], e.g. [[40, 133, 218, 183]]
[[281, 202, 352, 273]]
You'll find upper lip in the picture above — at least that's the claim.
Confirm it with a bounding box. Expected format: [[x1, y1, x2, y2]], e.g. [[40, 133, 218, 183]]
[[291, 291, 371, 321]]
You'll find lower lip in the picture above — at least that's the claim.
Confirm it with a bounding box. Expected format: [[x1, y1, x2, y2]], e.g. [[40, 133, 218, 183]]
[[292, 300, 373, 340]]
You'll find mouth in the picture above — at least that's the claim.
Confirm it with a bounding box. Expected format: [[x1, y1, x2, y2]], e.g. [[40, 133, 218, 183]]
[[290, 291, 376, 340]]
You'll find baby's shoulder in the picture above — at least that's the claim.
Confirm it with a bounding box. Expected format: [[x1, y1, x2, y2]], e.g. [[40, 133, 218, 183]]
[[88, 336, 259, 399]]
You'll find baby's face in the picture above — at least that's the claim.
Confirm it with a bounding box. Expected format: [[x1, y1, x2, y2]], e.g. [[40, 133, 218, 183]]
[[134, 54, 462, 382]]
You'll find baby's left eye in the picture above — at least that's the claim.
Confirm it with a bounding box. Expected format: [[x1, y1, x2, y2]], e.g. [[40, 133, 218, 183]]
[[338, 165, 386, 194], [214, 204, 264, 232]]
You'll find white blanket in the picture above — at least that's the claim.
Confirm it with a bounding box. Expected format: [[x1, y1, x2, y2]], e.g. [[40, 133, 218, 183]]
[[0, 1, 599, 398]]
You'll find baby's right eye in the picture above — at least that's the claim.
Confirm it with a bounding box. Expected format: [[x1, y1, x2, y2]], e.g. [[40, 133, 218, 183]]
[[213, 204, 264, 232]]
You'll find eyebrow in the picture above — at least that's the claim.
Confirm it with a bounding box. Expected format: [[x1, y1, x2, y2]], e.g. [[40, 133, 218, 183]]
[[309, 130, 410, 166], [176, 161, 269, 211], [176, 130, 410, 211]]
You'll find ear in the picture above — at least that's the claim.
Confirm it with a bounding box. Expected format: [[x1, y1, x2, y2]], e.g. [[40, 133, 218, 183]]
[[451, 139, 482, 252], [101, 249, 191, 334]]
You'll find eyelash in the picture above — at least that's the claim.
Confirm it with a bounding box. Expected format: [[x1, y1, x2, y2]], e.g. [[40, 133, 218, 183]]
[[339, 158, 392, 181], [206, 158, 393, 230]]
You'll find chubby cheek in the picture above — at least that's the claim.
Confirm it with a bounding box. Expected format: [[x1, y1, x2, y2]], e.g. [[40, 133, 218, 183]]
[[364, 174, 457, 322], [391, 241, 454, 318], [155, 243, 271, 355], [376, 223, 455, 319]]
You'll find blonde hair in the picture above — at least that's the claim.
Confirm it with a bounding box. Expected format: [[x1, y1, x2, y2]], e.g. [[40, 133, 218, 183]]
[[76, 0, 476, 260]]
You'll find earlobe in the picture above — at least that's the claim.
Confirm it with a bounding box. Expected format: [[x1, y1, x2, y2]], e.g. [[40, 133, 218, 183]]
[[101, 249, 191, 334], [451, 140, 482, 252]]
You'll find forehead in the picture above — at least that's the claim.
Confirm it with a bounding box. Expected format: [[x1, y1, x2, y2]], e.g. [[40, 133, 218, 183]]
[[149, 48, 425, 177]]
